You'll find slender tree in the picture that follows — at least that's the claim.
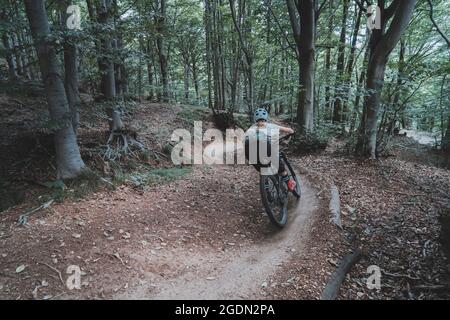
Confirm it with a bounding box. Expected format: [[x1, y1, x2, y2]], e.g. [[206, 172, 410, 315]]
[[332, 0, 349, 124], [286, 0, 317, 133], [24, 0, 86, 179], [155, 0, 169, 102], [59, 0, 81, 135]]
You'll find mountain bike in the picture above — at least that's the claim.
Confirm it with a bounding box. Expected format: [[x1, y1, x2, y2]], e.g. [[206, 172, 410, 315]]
[[259, 133, 301, 228]]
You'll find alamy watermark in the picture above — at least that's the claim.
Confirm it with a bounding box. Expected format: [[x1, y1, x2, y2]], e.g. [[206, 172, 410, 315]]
[[66, 265, 82, 290], [366, 265, 381, 290], [66, 5, 81, 30], [170, 121, 280, 175], [367, 5, 381, 30]]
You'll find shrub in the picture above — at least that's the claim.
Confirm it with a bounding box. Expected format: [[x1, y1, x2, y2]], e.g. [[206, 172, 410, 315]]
[[127, 167, 192, 188], [290, 125, 331, 155]]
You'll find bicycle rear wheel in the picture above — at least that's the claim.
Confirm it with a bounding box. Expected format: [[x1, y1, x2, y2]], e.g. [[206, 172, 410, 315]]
[[260, 175, 288, 228]]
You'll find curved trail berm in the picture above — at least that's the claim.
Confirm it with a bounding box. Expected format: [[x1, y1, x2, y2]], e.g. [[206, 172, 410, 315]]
[[115, 167, 319, 299]]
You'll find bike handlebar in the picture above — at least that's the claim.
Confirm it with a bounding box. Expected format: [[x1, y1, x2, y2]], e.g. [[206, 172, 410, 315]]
[[279, 133, 295, 143]]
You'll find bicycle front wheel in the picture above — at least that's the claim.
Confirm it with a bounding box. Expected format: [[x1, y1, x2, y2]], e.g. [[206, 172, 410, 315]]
[[260, 175, 288, 228]]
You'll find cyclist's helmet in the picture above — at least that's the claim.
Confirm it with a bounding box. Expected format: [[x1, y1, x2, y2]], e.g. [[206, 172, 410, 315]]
[[254, 107, 269, 122]]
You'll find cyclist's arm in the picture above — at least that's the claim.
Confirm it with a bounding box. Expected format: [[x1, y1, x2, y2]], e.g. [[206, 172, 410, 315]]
[[279, 126, 294, 135]]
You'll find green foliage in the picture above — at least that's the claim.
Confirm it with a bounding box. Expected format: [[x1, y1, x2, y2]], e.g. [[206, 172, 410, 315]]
[[177, 105, 208, 125], [36, 170, 105, 202], [162, 143, 173, 156], [234, 113, 252, 130], [291, 126, 331, 155], [126, 167, 192, 188]]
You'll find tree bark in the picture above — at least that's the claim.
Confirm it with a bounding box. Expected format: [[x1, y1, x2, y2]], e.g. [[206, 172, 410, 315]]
[[206, 0, 226, 112], [286, 0, 315, 133], [332, 0, 349, 124], [156, 0, 169, 102], [191, 55, 200, 101], [24, 0, 86, 179], [324, 0, 334, 121], [96, 0, 124, 132], [356, 0, 417, 158], [112, 2, 128, 98], [204, 0, 213, 109], [229, 0, 254, 113], [443, 114, 450, 168], [1, 33, 19, 81], [60, 0, 81, 135], [144, 39, 154, 100], [342, 4, 362, 127], [97, 0, 116, 100], [11, 32, 24, 78], [17, 32, 31, 80]]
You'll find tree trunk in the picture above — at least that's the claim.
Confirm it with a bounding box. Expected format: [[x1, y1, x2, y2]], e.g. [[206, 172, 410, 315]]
[[204, 0, 213, 109], [1, 33, 19, 81], [286, 0, 315, 133], [112, 2, 128, 98], [17, 32, 31, 80], [298, 0, 315, 132], [112, 39, 123, 97], [11, 32, 24, 78], [384, 38, 406, 135], [183, 60, 190, 100], [60, 0, 81, 135], [86, 0, 104, 88], [207, 0, 226, 112], [156, 0, 169, 102], [443, 116, 450, 151], [324, 0, 334, 121], [97, 0, 116, 100], [356, 0, 417, 158], [342, 4, 362, 127], [24, 0, 86, 179], [191, 56, 200, 101], [229, 0, 253, 113], [146, 39, 154, 100], [443, 114, 450, 168], [23, 31, 37, 80], [147, 62, 154, 99], [96, 0, 124, 132], [1, 4, 20, 81], [63, 39, 81, 134], [332, 0, 349, 124], [230, 29, 240, 111], [356, 59, 386, 158]]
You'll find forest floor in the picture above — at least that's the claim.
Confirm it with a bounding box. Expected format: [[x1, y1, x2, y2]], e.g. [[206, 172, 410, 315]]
[[0, 87, 449, 300]]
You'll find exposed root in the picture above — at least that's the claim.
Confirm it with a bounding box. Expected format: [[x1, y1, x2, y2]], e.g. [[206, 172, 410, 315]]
[[101, 129, 166, 162]]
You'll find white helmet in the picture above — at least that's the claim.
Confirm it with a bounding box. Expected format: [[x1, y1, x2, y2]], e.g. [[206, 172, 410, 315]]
[[254, 108, 269, 122]]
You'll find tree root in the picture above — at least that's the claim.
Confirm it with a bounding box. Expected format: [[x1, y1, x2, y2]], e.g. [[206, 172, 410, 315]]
[[18, 199, 54, 225], [321, 249, 362, 300], [101, 129, 166, 162]]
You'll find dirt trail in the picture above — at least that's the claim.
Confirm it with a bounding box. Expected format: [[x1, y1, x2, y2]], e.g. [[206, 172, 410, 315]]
[[115, 137, 319, 299], [0, 123, 322, 300]]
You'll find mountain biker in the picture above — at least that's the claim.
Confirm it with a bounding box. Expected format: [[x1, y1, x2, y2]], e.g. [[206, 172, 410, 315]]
[[244, 106, 296, 191]]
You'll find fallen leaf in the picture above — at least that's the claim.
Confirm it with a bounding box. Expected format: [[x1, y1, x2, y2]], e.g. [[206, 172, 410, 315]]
[[16, 265, 26, 273], [122, 232, 131, 239]]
